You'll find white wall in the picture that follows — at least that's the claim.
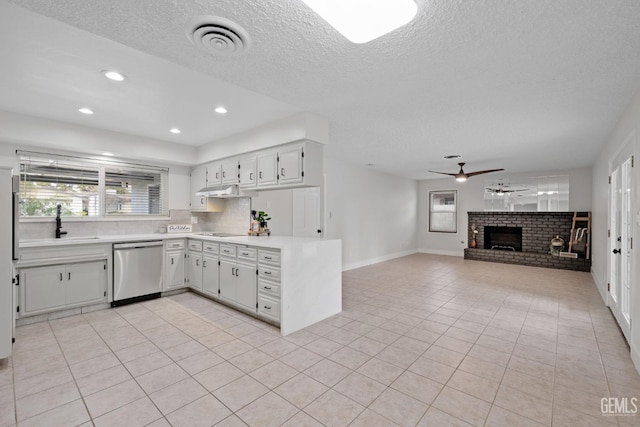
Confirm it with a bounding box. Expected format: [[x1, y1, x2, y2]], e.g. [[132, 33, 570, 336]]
[[418, 167, 593, 256], [591, 88, 640, 370], [324, 156, 418, 270]]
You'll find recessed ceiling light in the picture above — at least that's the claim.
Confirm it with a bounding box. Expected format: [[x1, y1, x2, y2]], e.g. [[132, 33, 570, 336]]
[[301, 0, 418, 44], [103, 70, 126, 81], [102, 152, 114, 156], [78, 107, 94, 115], [366, 163, 375, 167], [214, 106, 228, 114], [169, 128, 181, 134], [443, 154, 461, 159]]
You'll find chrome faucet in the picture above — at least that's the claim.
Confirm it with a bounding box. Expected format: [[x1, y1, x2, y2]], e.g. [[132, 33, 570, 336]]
[[55, 203, 67, 239]]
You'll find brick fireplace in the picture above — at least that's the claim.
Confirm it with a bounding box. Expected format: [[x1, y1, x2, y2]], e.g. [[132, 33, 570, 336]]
[[464, 212, 591, 271]]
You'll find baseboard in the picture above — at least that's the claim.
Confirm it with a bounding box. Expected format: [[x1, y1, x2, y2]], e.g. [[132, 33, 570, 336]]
[[591, 266, 609, 306], [342, 249, 418, 271], [631, 341, 640, 375], [418, 248, 464, 257]]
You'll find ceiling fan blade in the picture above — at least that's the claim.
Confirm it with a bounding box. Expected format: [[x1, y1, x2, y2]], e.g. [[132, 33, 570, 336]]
[[428, 170, 457, 177], [465, 168, 505, 177]]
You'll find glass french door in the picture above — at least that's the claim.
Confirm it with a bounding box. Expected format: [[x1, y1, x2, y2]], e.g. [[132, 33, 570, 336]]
[[609, 145, 633, 342]]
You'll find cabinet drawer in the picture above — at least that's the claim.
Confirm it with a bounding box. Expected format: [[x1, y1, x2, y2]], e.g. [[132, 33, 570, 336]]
[[258, 266, 280, 281], [165, 240, 185, 250], [188, 240, 203, 251], [258, 279, 280, 297], [220, 245, 237, 257], [203, 243, 219, 254], [258, 250, 280, 265], [237, 247, 257, 261], [258, 294, 280, 321]]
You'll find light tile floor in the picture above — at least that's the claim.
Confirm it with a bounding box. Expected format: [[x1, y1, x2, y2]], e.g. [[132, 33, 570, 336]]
[[1, 254, 639, 426]]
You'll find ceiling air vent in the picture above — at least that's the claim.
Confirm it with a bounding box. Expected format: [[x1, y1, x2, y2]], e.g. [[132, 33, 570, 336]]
[[186, 16, 251, 56]]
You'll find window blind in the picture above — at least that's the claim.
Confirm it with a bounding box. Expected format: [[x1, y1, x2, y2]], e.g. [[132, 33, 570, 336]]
[[18, 151, 169, 218]]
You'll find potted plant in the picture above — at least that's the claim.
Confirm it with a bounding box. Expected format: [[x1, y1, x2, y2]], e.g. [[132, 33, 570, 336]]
[[251, 210, 271, 230]]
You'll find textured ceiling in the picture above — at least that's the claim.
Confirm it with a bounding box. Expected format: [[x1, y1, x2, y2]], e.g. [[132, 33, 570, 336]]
[[6, 0, 640, 179]]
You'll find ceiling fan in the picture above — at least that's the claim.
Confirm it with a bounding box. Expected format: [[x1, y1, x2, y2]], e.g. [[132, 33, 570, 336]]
[[428, 162, 504, 182]]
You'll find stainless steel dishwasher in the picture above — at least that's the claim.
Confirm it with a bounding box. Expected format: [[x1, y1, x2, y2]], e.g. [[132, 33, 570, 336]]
[[112, 241, 163, 306]]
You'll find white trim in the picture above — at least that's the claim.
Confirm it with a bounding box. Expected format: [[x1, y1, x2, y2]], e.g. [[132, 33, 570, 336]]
[[418, 248, 464, 257], [631, 341, 640, 375], [342, 249, 418, 271], [591, 266, 609, 306]]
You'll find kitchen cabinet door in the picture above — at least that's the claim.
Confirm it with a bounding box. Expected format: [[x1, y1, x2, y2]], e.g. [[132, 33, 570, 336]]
[[257, 153, 277, 187], [207, 162, 222, 186], [190, 166, 208, 210], [239, 157, 257, 188], [202, 254, 219, 297], [187, 252, 203, 291], [22, 265, 66, 313], [235, 263, 257, 311], [221, 159, 239, 184], [165, 252, 185, 290], [219, 259, 236, 302], [278, 147, 303, 184], [65, 261, 106, 306]]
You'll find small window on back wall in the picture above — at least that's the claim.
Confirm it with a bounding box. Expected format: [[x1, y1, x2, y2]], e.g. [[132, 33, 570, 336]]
[[18, 151, 168, 218], [429, 190, 457, 233]]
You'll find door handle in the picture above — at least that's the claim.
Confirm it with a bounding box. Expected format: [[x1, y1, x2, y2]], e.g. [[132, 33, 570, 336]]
[[612, 248, 621, 254]]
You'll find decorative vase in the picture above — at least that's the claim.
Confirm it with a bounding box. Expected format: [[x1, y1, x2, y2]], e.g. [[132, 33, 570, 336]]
[[470, 237, 477, 248]]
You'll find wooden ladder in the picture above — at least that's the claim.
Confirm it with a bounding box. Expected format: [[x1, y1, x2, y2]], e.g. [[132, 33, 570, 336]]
[[568, 212, 591, 259]]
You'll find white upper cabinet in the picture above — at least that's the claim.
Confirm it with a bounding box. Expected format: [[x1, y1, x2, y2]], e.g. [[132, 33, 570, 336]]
[[190, 166, 208, 211], [257, 153, 278, 187], [207, 162, 222, 186], [221, 159, 239, 184], [278, 146, 304, 185], [239, 157, 257, 188]]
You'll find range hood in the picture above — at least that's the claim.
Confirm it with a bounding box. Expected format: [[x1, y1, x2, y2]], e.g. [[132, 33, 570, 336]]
[[196, 184, 247, 198]]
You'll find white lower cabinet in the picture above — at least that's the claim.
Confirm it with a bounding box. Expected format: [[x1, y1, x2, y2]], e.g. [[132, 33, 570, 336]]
[[186, 240, 203, 291], [164, 240, 186, 291], [202, 252, 219, 297], [21, 260, 107, 316], [257, 249, 281, 323], [219, 245, 257, 313]]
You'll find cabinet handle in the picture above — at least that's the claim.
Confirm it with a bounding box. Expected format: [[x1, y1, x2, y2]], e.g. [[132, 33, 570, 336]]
[[264, 305, 271, 310], [264, 271, 271, 275], [60, 273, 63, 281], [263, 286, 272, 290], [216, 172, 220, 179], [203, 260, 207, 268], [236, 268, 239, 277], [264, 256, 272, 260], [281, 168, 285, 177], [259, 171, 263, 180], [171, 258, 174, 265], [68, 272, 71, 280], [223, 171, 226, 178], [232, 267, 236, 276], [242, 252, 249, 256], [249, 172, 254, 181], [201, 197, 204, 204], [196, 259, 199, 266]]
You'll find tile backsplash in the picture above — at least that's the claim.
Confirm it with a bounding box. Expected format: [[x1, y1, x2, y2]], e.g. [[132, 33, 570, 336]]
[[19, 198, 251, 239]]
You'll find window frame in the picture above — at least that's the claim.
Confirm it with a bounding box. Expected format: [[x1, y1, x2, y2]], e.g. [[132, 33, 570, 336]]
[[18, 150, 170, 220], [429, 190, 458, 233]]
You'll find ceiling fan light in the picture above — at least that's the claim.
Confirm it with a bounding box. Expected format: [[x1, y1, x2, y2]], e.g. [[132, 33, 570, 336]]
[[300, 0, 418, 44], [455, 176, 467, 182]]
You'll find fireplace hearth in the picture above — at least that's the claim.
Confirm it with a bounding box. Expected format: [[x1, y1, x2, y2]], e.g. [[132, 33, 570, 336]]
[[484, 226, 522, 252]]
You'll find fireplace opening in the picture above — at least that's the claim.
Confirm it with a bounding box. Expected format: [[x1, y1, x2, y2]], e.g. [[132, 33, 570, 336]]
[[484, 226, 522, 251]]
